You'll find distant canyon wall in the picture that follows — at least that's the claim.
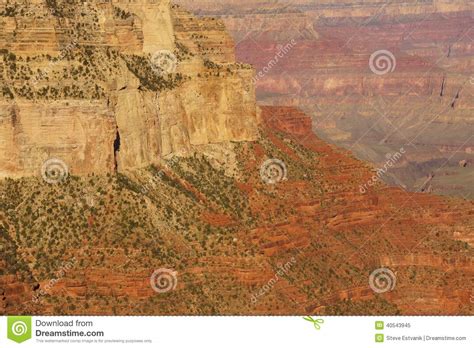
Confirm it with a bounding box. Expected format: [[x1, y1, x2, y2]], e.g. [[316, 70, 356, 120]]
[[177, 0, 474, 197]]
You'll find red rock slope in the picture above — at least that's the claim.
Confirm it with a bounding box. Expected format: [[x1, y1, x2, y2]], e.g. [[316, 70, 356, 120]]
[[0, 106, 473, 315]]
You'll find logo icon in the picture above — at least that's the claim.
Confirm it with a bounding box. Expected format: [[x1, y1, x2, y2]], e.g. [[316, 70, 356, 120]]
[[150, 268, 178, 293], [369, 50, 396, 75], [303, 316, 324, 330], [259, 159, 287, 184], [369, 267, 397, 294], [150, 50, 177, 76], [41, 158, 69, 184], [8, 316, 32, 343]]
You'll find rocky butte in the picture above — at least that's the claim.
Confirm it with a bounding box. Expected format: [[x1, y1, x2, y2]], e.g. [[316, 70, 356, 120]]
[[0, 0, 472, 316]]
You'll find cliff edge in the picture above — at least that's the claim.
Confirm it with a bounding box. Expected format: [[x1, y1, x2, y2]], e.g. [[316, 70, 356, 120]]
[[0, 0, 259, 177]]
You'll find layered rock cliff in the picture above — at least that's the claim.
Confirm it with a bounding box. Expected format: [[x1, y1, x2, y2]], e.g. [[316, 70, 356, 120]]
[[0, 0, 258, 178], [176, 0, 474, 198]]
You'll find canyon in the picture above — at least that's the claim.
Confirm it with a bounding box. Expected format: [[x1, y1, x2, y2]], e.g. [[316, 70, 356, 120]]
[[176, 0, 474, 198], [1, 105, 472, 315], [0, 0, 472, 316]]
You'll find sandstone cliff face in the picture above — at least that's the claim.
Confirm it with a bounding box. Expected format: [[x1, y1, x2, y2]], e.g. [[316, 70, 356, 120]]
[[158, 70, 257, 155], [0, 100, 117, 176], [0, 0, 258, 177], [114, 0, 175, 53]]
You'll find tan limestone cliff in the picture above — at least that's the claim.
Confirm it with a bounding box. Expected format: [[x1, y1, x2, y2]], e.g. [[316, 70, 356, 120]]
[[0, 0, 259, 177]]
